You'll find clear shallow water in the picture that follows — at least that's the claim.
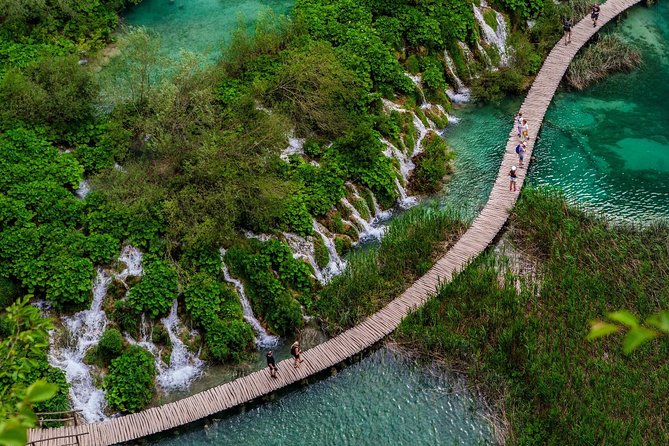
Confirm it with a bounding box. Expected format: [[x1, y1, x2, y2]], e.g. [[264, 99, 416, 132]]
[[529, 3, 669, 221], [145, 348, 495, 446], [124, 0, 294, 60], [441, 100, 519, 219]]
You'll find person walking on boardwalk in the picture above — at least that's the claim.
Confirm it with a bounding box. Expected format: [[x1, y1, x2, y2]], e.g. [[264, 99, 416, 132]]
[[521, 119, 529, 142], [591, 3, 601, 27], [290, 341, 304, 368], [516, 142, 526, 168], [509, 166, 518, 192], [266, 350, 278, 378], [515, 112, 524, 138], [563, 16, 572, 45]]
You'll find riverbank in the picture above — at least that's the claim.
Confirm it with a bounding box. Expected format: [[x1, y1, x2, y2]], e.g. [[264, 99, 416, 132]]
[[397, 188, 669, 445]]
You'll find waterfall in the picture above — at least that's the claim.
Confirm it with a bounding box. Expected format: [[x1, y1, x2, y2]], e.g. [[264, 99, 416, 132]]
[[473, 5, 509, 66], [395, 177, 418, 208], [405, 73, 426, 104], [117, 245, 143, 282], [156, 300, 204, 391], [443, 50, 471, 103], [282, 232, 326, 285], [75, 180, 91, 199], [340, 197, 385, 241], [220, 249, 279, 349], [48, 270, 112, 422], [382, 138, 415, 181], [412, 113, 430, 156], [280, 137, 305, 161], [313, 221, 347, 280]]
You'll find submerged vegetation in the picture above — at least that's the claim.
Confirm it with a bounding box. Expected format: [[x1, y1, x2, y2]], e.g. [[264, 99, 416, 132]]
[[398, 188, 669, 445], [567, 34, 642, 90]]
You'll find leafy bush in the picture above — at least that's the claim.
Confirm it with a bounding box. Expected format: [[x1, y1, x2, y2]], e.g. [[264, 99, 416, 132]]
[[409, 133, 454, 194], [204, 318, 254, 362], [184, 272, 224, 327], [98, 328, 124, 361], [127, 258, 178, 318], [104, 346, 156, 413]]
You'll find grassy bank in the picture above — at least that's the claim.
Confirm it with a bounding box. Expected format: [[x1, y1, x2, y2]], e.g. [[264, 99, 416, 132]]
[[315, 205, 466, 334], [397, 188, 669, 445]]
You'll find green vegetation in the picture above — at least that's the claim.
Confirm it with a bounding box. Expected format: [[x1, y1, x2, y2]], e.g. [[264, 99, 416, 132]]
[[316, 205, 465, 334], [0, 297, 63, 444], [104, 345, 156, 413], [398, 188, 669, 445], [409, 133, 455, 195], [127, 258, 178, 318], [567, 34, 642, 90], [588, 309, 669, 354]]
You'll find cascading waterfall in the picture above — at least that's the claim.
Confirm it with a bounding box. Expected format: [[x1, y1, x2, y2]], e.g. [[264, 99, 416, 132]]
[[49, 270, 112, 422], [281, 137, 305, 161], [75, 180, 91, 199], [220, 248, 279, 348], [340, 197, 385, 241], [473, 4, 510, 66], [443, 50, 471, 103], [313, 220, 347, 280], [405, 73, 427, 104], [282, 232, 326, 285], [156, 300, 204, 391], [382, 138, 415, 180]]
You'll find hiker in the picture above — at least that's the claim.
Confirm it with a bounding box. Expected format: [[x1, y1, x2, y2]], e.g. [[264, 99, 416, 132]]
[[521, 119, 529, 141], [591, 3, 601, 27], [515, 142, 526, 167], [290, 341, 304, 368], [509, 166, 518, 192], [563, 16, 572, 45], [266, 350, 278, 378], [515, 112, 524, 138]]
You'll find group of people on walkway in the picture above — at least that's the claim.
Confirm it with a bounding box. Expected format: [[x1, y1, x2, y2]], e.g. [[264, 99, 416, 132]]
[[266, 341, 304, 378], [510, 112, 529, 192], [563, 3, 602, 45]]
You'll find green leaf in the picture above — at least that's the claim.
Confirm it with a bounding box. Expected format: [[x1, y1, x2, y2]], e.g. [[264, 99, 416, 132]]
[[25, 380, 58, 403], [0, 419, 29, 446], [607, 310, 638, 328], [622, 326, 658, 355], [586, 321, 620, 340], [646, 311, 669, 334]]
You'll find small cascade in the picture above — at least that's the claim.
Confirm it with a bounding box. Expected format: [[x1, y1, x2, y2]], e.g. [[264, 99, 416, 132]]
[[476, 41, 494, 68], [117, 245, 143, 282], [443, 50, 471, 103], [382, 98, 407, 113], [405, 73, 426, 104], [75, 180, 91, 199], [457, 41, 477, 78], [382, 138, 415, 181], [282, 232, 326, 285], [48, 270, 112, 422], [412, 113, 430, 156], [473, 5, 509, 66], [340, 197, 385, 241], [243, 230, 274, 242], [220, 249, 279, 348], [125, 314, 161, 358], [156, 300, 204, 391], [395, 177, 418, 208], [280, 137, 305, 161], [313, 221, 347, 280], [368, 191, 393, 222]]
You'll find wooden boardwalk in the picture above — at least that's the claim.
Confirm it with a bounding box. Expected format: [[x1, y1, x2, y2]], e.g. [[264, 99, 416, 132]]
[[28, 1, 642, 444]]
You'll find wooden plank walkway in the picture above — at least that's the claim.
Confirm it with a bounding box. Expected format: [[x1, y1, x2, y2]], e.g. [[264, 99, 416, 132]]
[[28, 1, 642, 444]]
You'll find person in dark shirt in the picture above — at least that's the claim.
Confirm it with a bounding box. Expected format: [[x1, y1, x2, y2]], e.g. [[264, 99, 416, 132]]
[[563, 17, 573, 45], [266, 350, 278, 378], [591, 3, 601, 27]]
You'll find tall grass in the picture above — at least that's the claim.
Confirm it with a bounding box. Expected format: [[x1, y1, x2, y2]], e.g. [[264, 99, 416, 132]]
[[398, 188, 669, 445], [315, 205, 466, 334]]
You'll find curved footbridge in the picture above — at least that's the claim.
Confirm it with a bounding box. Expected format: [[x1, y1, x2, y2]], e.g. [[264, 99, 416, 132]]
[[29, 1, 642, 444]]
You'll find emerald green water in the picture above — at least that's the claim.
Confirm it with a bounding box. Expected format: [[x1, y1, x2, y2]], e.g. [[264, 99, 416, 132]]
[[124, 0, 294, 60], [145, 348, 495, 446], [529, 3, 669, 221]]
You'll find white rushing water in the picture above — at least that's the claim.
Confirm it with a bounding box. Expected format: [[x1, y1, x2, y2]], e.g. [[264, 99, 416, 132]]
[[313, 221, 347, 280], [156, 300, 204, 391], [220, 248, 279, 349], [340, 197, 385, 241], [405, 73, 426, 104], [75, 180, 91, 199], [281, 137, 305, 161], [49, 270, 112, 422], [473, 5, 510, 66], [443, 50, 471, 103], [283, 232, 327, 285]]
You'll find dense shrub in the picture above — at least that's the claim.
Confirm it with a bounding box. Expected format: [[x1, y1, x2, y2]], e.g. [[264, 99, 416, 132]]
[[184, 272, 224, 327], [104, 345, 156, 413], [409, 133, 454, 194], [127, 258, 178, 318], [204, 318, 254, 362], [98, 328, 124, 361]]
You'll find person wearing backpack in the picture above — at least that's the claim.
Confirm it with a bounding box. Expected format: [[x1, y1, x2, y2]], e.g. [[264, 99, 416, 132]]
[[515, 142, 526, 167]]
